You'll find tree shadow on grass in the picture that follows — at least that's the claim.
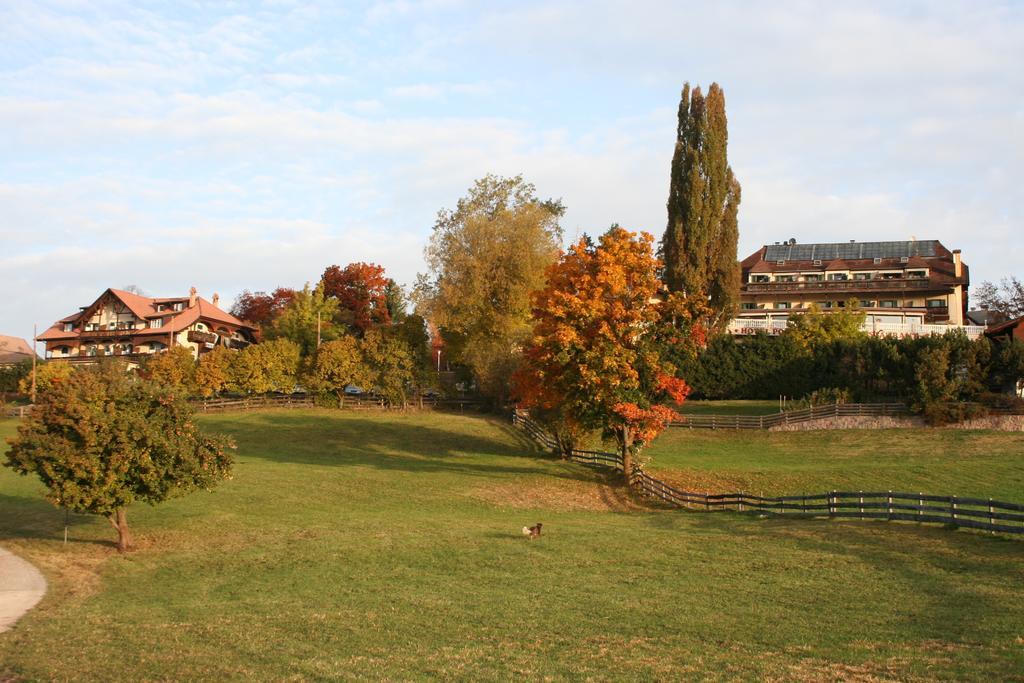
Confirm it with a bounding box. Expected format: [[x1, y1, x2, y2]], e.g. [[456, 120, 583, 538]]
[[0, 492, 102, 545], [212, 412, 602, 484]]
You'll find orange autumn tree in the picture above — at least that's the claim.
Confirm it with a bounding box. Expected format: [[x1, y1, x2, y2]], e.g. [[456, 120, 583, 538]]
[[514, 226, 693, 481]]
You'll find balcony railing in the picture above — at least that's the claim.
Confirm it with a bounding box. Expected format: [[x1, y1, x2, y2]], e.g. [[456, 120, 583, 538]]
[[727, 318, 986, 340], [188, 330, 219, 345], [743, 279, 936, 293]]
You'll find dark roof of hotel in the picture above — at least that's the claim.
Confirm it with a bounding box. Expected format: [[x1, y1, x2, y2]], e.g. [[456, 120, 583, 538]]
[[763, 240, 941, 262]]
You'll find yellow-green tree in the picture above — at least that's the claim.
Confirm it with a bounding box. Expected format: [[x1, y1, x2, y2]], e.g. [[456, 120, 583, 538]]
[[229, 339, 301, 394], [306, 337, 370, 406], [269, 282, 340, 356], [195, 346, 234, 397], [362, 329, 417, 408], [18, 360, 74, 396], [785, 302, 866, 350], [419, 174, 564, 405], [139, 346, 197, 395]]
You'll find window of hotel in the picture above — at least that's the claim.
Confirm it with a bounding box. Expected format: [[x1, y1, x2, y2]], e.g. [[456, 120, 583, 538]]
[[776, 275, 796, 282], [63, 322, 74, 332], [173, 302, 184, 312], [108, 321, 117, 330], [816, 301, 832, 309], [87, 345, 98, 357], [804, 274, 823, 282], [907, 270, 926, 279], [751, 275, 770, 283], [853, 273, 871, 280], [880, 272, 902, 280], [86, 322, 99, 331], [774, 302, 791, 309], [860, 300, 874, 308], [150, 318, 163, 328], [926, 299, 946, 308], [740, 303, 757, 310], [880, 300, 897, 308], [827, 273, 849, 281], [150, 342, 165, 352]]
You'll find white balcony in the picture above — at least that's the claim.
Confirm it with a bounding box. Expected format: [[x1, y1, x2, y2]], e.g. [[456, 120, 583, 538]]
[[727, 318, 986, 340]]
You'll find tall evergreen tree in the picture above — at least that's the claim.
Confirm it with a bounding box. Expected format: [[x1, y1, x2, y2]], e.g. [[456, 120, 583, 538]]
[[662, 82, 741, 333]]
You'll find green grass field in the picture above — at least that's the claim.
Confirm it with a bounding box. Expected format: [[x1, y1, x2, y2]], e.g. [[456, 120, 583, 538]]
[[645, 428, 1024, 501], [2, 411, 1024, 680]]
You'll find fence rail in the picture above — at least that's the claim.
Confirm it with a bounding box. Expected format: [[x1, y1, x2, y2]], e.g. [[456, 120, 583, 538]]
[[512, 411, 1024, 536], [190, 393, 481, 413], [668, 402, 909, 430]]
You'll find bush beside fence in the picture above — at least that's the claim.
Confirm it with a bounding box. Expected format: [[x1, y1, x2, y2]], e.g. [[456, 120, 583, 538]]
[[512, 411, 1024, 536]]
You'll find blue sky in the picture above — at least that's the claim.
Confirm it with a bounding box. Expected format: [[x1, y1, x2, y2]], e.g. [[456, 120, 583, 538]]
[[1, 0, 1022, 338]]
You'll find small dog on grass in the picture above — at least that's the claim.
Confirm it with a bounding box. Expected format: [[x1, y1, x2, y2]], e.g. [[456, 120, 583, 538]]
[[522, 522, 542, 539]]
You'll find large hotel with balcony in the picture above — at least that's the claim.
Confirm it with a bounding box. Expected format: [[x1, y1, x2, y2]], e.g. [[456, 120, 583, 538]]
[[37, 288, 257, 363], [730, 239, 982, 338]]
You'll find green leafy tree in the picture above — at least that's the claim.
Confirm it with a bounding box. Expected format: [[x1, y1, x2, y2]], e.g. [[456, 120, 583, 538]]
[[419, 174, 564, 405], [269, 282, 340, 356], [662, 82, 741, 333], [0, 360, 33, 394], [195, 346, 234, 397], [139, 346, 198, 395], [362, 328, 418, 408], [4, 363, 234, 551], [306, 337, 371, 406], [384, 279, 409, 324], [784, 302, 867, 350], [229, 339, 301, 394]]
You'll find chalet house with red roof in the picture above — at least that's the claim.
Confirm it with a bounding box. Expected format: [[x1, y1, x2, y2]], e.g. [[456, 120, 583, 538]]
[[37, 288, 257, 363], [736, 239, 971, 328]]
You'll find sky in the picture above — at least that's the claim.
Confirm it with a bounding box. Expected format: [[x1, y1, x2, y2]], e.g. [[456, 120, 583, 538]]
[[1, 0, 1022, 339]]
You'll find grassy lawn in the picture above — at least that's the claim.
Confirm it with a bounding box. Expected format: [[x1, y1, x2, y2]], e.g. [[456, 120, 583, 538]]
[[2, 411, 1023, 680], [675, 399, 781, 416], [645, 428, 1024, 502]]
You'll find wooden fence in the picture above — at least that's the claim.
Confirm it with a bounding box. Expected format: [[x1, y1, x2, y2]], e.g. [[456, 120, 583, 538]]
[[512, 412, 1024, 536], [668, 402, 908, 430], [2, 405, 32, 418], [190, 393, 482, 414]]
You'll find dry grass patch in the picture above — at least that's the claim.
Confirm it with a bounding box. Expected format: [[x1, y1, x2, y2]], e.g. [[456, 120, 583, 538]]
[[469, 474, 652, 512]]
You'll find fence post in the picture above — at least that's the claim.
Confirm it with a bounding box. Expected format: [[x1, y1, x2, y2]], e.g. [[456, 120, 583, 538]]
[[739, 491, 744, 513], [918, 493, 924, 522], [989, 498, 995, 534], [951, 496, 958, 526], [859, 491, 864, 520], [887, 490, 893, 520]]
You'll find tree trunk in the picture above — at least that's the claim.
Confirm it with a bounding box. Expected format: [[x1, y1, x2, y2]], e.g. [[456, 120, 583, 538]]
[[108, 508, 132, 552], [620, 427, 634, 486]]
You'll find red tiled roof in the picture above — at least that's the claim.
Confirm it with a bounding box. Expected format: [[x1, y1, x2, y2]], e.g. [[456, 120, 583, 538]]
[[40, 289, 256, 342], [985, 316, 1024, 336], [0, 335, 35, 364]]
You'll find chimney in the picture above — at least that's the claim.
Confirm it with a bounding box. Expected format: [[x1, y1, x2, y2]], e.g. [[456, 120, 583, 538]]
[[953, 250, 962, 278], [189, 286, 197, 308], [212, 292, 220, 307]]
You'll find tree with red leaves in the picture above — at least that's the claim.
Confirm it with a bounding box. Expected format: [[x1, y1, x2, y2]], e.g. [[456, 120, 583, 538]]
[[321, 262, 392, 335], [230, 288, 296, 328], [515, 227, 696, 482]]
